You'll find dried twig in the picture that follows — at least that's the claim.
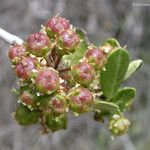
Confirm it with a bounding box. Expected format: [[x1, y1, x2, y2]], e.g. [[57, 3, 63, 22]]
[[0, 28, 23, 45]]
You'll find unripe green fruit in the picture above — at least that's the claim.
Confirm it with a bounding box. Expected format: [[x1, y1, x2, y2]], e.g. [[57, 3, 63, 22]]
[[67, 87, 93, 113], [35, 68, 60, 94], [46, 114, 67, 132], [8, 44, 26, 64], [109, 115, 130, 136], [26, 32, 51, 57], [71, 62, 95, 86], [15, 104, 39, 126]]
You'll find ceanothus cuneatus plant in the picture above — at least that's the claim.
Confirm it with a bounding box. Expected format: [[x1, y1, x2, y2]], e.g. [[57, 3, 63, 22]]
[[6, 15, 143, 136]]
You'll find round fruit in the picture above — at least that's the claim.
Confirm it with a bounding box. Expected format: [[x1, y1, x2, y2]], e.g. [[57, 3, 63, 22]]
[[8, 44, 26, 64], [85, 48, 106, 69], [68, 87, 93, 113], [71, 62, 95, 86], [50, 94, 67, 114], [109, 115, 130, 136], [35, 68, 60, 94], [58, 29, 80, 54], [46, 15, 70, 37], [20, 91, 35, 107], [26, 32, 50, 57], [15, 56, 40, 80]]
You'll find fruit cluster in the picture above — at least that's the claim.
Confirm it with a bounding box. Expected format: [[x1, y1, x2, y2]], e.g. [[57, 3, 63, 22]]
[[8, 15, 142, 136]]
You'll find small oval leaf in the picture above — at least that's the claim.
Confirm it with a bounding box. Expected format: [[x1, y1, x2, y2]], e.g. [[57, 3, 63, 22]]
[[93, 100, 121, 114], [100, 48, 130, 100], [124, 59, 143, 80], [112, 87, 136, 112], [101, 38, 120, 47]]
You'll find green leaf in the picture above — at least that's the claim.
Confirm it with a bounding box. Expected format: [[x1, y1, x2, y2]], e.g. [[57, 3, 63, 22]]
[[124, 59, 143, 80], [15, 104, 39, 126], [112, 87, 136, 111], [100, 48, 130, 100], [101, 38, 120, 47], [62, 28, 88, 65], [93, 100, 121, 114]]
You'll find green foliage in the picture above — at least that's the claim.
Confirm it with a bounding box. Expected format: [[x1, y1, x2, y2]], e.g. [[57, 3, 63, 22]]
[[93, 100, 121, 114], [100, 48, 130, 100], [101, 38, 120, 47], [112, 87, 136, 111], [15, 104, 39, 125], [8, 15, 143, 136], [124, 59, 143, 80], [46, 114, 67, 132]]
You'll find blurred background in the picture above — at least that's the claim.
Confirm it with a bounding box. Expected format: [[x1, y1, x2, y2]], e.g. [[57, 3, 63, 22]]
[[0, 0, 150, 149]]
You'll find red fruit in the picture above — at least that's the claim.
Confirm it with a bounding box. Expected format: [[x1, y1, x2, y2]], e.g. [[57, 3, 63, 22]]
[[59, 30, 80, 53], [35, 68, 60, 94], [71, 62, 95, 86], [26, 32, 50, 57], [20, 91, 34, 106], [68, 87, 93, 113], [85, 48, 106, 69], [16, 57, 40, 80], [8, 44, 26, 64], [46, 15, 70, 35], [50, 94, 67, 114]]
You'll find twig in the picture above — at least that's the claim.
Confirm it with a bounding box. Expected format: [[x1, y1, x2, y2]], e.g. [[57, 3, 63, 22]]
[[54, 55, 63, 69], [60, 74, 71, 80], [58, 67, 71, 73], [51, 47, 57, 62], [0, 28, 23, 45]]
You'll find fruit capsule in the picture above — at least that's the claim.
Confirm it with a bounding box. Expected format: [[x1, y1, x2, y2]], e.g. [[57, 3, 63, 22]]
[[16, 56, 40, 80], [8, 44, 26, 64], [58, 29, 80, 54], [85, 47, 106, 69], [67, 87, 93, 113], [35, 68, 60, 94], [45, 15, 70, 37], [71, 62, 95, 86], [26, 32, 50, 57]]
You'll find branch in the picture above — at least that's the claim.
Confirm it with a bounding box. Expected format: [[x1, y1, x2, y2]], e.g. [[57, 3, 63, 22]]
[[58, 67, 71, 73], [0, 28, 24, 45], [54, 55, 63, 69]]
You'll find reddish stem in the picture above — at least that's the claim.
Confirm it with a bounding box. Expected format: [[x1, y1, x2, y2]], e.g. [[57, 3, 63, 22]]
[[54, 55, 63, 69], [46, 54, 54, 67], [51, 47, 57, 62], [60, 74, 71, 80], [58, 67, 71, 73]]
